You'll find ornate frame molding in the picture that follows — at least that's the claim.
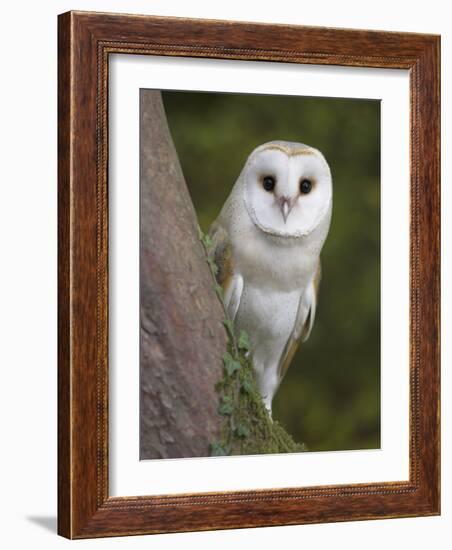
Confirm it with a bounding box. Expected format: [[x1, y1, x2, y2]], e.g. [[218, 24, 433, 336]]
[[58, 11, 440, 538]]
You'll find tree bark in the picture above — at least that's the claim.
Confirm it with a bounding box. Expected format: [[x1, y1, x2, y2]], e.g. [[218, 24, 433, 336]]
[[139, 90, 227, 459]]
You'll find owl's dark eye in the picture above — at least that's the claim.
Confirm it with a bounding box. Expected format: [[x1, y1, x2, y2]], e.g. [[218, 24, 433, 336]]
[[300, 178, 312, 194], [262, 176, 276, 192]]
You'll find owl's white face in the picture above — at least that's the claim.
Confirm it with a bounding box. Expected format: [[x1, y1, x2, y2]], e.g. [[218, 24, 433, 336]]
[[243, 142, 332, 238]]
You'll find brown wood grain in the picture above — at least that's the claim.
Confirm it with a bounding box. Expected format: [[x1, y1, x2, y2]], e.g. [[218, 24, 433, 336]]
[[58, 10, 440, 539], [57, 10, 71, 538]]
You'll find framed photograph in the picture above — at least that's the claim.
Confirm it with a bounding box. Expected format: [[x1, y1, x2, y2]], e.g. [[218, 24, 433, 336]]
[[58, 11, 440, 538]]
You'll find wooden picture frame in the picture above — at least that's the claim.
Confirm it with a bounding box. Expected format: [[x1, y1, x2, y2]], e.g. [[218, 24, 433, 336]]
[[58, 10, 440, 539]]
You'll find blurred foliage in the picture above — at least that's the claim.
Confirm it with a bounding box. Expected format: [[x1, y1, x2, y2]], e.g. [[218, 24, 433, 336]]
[[162, 91, 380, 452]]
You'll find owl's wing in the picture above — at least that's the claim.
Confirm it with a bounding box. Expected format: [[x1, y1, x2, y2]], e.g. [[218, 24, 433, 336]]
[[208, 219, 243, 322], [277, 260, 321, 383]]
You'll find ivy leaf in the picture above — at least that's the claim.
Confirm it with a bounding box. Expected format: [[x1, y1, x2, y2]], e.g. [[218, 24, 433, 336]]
[[218, 402, 234, 415], [218, 395, 233, 415], [223, 352, 241, 376], [241, 379, 253, 395], [202, 233, 214, 250], [198, 227, 214, 250], [238, 330, 251, 351], [236, 423, 250, 438], [207, 256, 219, 275], [227, 360, 241, 377], [213, 283, 224, 301], [210, 441, 227, 456], [222, 319, 235, 338]]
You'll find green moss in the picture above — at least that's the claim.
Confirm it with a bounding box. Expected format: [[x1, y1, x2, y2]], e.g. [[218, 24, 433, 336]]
[[199, 228, 306, 456]]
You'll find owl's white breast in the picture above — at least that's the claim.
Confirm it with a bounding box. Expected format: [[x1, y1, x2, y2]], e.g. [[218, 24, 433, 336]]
[[235, 282, 301, 372], [229, 214, 318, 372], [230, 211, 320, 293]]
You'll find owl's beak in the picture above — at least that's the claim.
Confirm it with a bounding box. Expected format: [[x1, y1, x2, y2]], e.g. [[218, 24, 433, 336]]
[[279, 196, 294, 223]]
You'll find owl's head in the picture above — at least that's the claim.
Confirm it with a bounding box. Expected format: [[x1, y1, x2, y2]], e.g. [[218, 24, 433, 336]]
[[242, 141, 332, 238]]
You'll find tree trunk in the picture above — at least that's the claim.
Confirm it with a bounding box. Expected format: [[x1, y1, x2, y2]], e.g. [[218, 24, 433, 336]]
[[139, 90, 227, 459]]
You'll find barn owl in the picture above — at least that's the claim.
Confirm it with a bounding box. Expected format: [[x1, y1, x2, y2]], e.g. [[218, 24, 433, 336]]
[[209, 141, 332, 414]]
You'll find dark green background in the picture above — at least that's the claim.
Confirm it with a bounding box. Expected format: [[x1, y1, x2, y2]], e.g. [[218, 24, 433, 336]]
[[162, 90, 381, 452]]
